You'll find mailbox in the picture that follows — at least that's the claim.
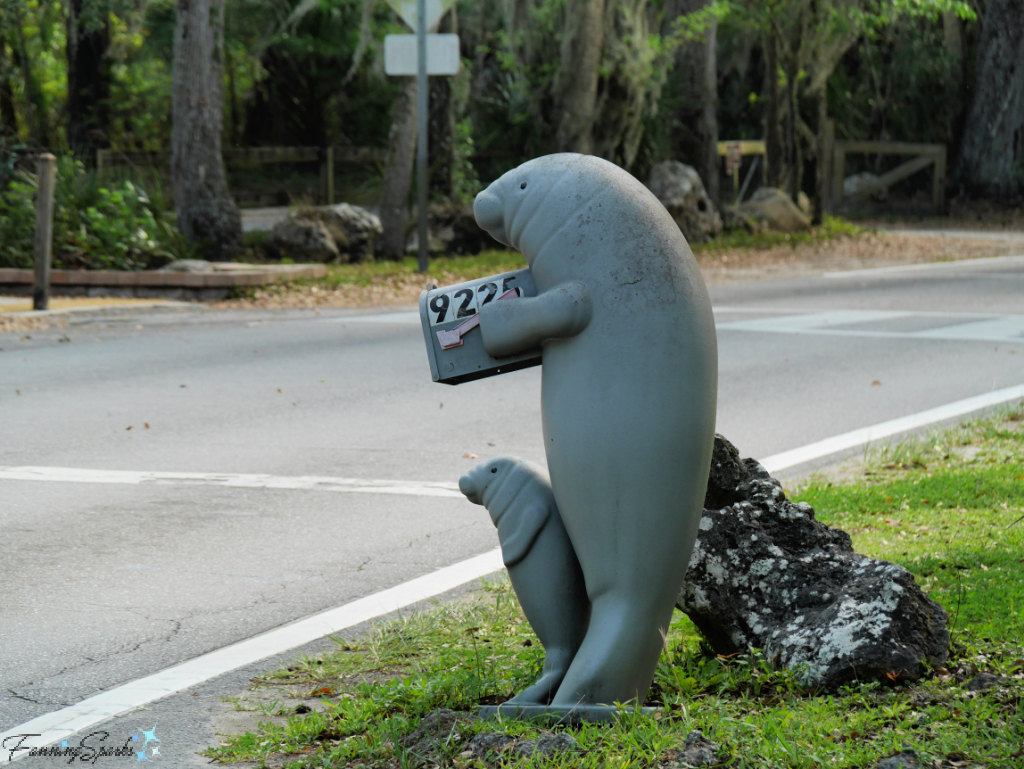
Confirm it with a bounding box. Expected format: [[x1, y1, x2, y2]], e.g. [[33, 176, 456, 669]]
[[420, 267, 542, 385]]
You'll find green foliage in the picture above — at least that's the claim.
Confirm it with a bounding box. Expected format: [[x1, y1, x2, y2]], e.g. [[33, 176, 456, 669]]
[[693, 215, 866, 254], [0, 155, 188, 269]]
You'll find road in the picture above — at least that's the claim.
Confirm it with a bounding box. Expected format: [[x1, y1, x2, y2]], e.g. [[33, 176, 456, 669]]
[[2, 253, 1023, 764]]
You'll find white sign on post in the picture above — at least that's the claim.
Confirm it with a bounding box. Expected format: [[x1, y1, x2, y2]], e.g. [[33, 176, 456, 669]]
[[384, 0, 456, 31], [385, 34, 460, 76]]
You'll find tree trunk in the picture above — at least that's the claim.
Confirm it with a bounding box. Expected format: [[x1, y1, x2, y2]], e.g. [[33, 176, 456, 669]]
[[665, 0, 718, 201], [813, 91, 827, 225], [0, 30, 18, 137], [172, 0, 242, 261], [66, 0, 111, 167], [699, 16, 718, 203], [555, 0, 604, 153], [783, 12, 802, 203], [954, 0, 1024, 197], [379, 76, 418, 259], [763, 30, 782, 188]]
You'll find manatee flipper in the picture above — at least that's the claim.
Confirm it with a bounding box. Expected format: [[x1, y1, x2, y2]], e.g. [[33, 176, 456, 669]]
[[497, 503, 550, 568], [479, 282, 592, 358]]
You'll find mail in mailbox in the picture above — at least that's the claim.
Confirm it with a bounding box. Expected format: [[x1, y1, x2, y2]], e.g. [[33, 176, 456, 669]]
[[420, 268, 541, 385]]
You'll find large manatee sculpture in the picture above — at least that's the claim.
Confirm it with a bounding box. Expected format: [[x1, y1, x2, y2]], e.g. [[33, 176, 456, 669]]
[[472, 153, 718, 708]]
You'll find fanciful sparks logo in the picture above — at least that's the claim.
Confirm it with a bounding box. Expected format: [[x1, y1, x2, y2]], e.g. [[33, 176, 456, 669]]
[[128, 725, 161, 762], [1, 725, 161, 763]]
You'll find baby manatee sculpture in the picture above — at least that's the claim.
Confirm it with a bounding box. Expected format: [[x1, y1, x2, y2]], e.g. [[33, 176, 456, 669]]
[[472, 153, 718, 709], [460, 456, 590, 704]]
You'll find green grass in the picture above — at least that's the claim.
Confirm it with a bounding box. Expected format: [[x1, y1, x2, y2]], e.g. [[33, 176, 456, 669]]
[[691, 216, 867, 255], [205, 406, 1023, 768]]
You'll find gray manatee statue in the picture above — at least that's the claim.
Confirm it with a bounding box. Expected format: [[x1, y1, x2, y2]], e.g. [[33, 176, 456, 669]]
[[473, 153, 718, 707], [460, 455, 590, 704]]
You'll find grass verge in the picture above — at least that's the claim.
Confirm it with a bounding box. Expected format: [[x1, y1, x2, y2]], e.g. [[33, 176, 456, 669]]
[[205, 406, 1024, 768]]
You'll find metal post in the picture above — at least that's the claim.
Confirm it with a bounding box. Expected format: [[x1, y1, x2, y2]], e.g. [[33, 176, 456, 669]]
[[416, 0, 429, 273], [33, 153, 57, 312]]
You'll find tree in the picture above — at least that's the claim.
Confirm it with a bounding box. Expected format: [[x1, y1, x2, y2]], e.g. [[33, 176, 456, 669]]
[[66, 0, 111, 166], [554, 0, 605, 153], [954, 0, 1024, 197], [379, 76, 418, 259], [171, 0, 242, 260], [664, 0, 720, 201]]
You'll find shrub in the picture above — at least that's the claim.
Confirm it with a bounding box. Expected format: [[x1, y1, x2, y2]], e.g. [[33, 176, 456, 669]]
[[0, 156, 190, 271]]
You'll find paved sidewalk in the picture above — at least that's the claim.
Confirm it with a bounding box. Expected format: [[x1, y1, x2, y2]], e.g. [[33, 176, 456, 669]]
[[0, 296, 189, 316]]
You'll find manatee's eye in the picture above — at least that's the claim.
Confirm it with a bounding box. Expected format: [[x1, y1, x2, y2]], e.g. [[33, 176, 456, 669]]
[[520, 182, 527, 190], [491, 467, 497, 473]]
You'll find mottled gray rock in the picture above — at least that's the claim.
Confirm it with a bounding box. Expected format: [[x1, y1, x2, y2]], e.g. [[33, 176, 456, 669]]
[[460, 730, 579, 762], [512, 732, 580, 759], [678, 435, 949, 688], [316, 203, 383, 261], [870, 749, 920, 769], [461, 731, 516, 759], [734, 187, 810, 232], [158, 259, 214, 273], [966, 672, 1005, 691], [662, 730, 719, 767], [647, 161, 723, 243], [268, 217, 340, 263], [290, 203, 382, 262], [844, 171, 888, 202], [399, 709, 476, 766]]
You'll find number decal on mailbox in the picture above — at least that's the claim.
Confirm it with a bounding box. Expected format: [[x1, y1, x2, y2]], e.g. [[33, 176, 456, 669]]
[[477, 282, 497, 307], [453, 288, 477, 319], [428, 273, 527, 327], [428, 293, 451, 324]]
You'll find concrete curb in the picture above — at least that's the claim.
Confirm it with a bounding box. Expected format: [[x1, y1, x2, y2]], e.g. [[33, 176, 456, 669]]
[[0, 263, 326, 300]]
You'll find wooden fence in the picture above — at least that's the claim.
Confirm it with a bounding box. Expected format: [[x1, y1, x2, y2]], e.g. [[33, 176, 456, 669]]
[[720, 126, 947, 214], [97, 146, 387, 206]]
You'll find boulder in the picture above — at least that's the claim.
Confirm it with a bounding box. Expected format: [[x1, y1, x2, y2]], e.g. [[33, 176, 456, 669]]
[[294, 203, 382, 262], [267, 217, 340, 263], [158, 259, 214, 273], [844, 171, 888, 202], [646, 161, 723, 243], [677, 435, 950, 689], [734, 187, 811, 232]]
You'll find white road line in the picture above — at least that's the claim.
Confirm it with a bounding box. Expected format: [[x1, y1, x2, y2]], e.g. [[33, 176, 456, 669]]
[[323, 311, 420, 324], [823, 253, 1024, 279], [717, 309, 1024, 343], [4, 383, 1024, 760], [760, 383, 1024, 473], [0, 467, 461, 498]]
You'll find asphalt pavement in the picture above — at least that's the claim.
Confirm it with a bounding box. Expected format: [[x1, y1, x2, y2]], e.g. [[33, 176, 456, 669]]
[[2, 252, 1023, 765]]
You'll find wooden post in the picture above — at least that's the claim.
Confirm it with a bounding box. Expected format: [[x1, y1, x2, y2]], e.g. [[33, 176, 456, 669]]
[[932, 146, 947, 215], [33, 153, 57, 312], [822, 119, 835, 215]]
